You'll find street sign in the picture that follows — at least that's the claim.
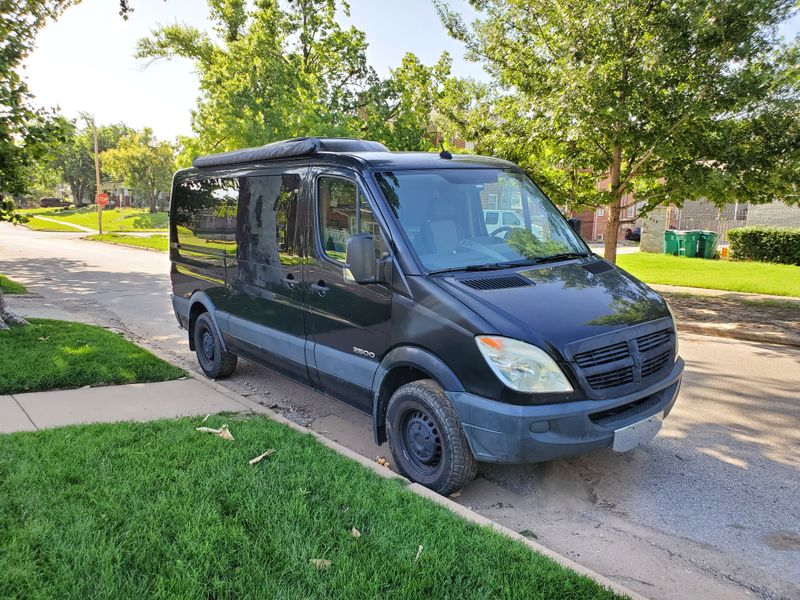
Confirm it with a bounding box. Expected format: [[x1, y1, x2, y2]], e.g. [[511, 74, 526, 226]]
[[96, 193, 109, 207]]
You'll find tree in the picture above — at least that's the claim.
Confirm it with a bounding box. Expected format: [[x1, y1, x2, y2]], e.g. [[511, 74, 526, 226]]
[[435, 0, 800, 262], [102, 128, 175, 213], [137, 0, 376, 158], [48, 122, 133, 206], [1, 1, 76, 329], [360, 52, 455, 150]]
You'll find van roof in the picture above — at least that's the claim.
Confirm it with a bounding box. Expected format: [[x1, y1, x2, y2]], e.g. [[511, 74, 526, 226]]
[[189, 137, 516, 172]]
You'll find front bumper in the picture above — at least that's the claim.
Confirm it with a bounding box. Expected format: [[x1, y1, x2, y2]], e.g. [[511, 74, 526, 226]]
[[448, 358, 684, 464]]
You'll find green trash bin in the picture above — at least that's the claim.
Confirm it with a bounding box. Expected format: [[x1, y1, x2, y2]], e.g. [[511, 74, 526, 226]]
[[664, 230, 680, 255], [682, 230, 701, 257], [697, 231, 718, 259]]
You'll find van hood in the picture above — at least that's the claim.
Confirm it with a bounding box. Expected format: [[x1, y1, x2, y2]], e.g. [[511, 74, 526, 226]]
[[434, 258, 671, 357]]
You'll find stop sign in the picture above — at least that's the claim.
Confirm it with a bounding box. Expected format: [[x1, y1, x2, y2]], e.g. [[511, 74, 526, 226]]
[[96, 193, 109, 207]]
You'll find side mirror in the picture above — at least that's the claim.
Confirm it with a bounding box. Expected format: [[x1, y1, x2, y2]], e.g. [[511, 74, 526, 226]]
[[567, 217, 582, 238], [346, 233, 377, 284]]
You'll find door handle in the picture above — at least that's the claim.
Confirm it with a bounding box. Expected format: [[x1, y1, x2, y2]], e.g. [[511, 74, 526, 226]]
[[310, 280, 329, 296], [282, 274, 298, 289]]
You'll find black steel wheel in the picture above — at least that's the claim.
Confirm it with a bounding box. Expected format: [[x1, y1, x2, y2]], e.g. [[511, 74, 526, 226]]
[[385, 379, 477, 495], [193, 312, 237, 379]]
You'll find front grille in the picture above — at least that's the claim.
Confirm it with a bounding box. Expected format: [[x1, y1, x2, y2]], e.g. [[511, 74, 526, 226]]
[[586, 366, 634, 390], [568, 322, 674, 394], [459, 274, 532, 291], [637, 329, 671, 353], [641, 350, 671, 378], [574, 341, 630, 368]]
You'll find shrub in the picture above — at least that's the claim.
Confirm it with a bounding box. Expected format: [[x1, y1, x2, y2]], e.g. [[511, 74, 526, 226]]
[[728, 226, 800, 265]]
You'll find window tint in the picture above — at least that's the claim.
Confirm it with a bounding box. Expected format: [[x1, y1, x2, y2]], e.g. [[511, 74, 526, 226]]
[[173, 177, 239, 267], [318, 176, 383, 262], [485, 212, 498, 225], [502, 212, 520, 225], [238, 175, 302, 269]]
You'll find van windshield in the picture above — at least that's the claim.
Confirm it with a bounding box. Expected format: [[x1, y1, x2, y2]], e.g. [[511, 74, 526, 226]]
[[375, 169, 588, 273]]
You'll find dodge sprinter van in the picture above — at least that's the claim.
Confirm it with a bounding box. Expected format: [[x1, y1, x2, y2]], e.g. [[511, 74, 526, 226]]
[[170, 137, 684, 494]]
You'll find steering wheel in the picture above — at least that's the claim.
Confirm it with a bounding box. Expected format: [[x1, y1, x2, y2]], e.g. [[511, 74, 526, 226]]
[[490, 226, 515, 239]]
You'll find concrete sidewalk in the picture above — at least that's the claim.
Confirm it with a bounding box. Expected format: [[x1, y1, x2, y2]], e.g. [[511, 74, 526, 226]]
[[0, 378, 255, 433]]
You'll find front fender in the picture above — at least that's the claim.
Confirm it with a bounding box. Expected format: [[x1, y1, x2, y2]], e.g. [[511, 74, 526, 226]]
[[371, 346, 464, 444]]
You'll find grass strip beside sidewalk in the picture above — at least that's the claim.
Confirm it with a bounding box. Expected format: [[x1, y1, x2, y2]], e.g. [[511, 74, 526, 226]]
[[617, 253, 800, 297], [0, 319, 185, 394], [0, 274, 26, 294], [0, 414, 619, 599], [85, 233, 169, 252]]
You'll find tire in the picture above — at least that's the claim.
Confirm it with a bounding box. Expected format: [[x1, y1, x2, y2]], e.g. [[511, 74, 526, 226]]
[[193, 312, 237, 379], [385, 379, 477, 495]]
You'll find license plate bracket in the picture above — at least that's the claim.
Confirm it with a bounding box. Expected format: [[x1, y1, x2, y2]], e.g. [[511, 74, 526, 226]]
[[612, 413, 663, 452]]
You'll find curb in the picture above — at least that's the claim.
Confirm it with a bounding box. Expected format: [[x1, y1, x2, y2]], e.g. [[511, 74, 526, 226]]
[[186, 367, 644, 600], [678, 322, 800, 348]]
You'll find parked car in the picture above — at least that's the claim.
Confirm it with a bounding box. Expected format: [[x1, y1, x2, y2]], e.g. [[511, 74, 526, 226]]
[[39, 197, 70, 208], [625, 226, 641, 242], [170, 138, 684, 494]]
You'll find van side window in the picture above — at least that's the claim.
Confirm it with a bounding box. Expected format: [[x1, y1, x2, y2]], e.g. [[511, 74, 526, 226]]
[[238, 175, 302, 268], [173, 177, 239, 266], [317, 176, 385, 263]]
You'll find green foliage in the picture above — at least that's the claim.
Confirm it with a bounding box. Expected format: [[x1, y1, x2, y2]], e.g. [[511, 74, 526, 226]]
[[0, 1, 74, 198], [102, 129, 176, 212], [137, 0, 374, 158], [504, 228, 569, 259], [0, 414, 619, 599], [0, 319, 185, 394], [435, 0, 800, 259], [139, 1, 462, 160], [47, 122, 134, 206], [728, 226, 800, 265]]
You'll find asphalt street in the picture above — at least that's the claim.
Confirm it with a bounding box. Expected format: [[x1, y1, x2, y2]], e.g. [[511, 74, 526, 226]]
[[2, 224, 798, 600]]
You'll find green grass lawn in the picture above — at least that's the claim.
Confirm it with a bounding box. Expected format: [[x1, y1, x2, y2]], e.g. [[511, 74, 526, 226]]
[[85, 233, 169, 252], [0, 415, 618, 600], [0, 274, 27, 294], [617, 253, 800, 297], [18, 207, 168, 232], [0, 319, 185, 394]]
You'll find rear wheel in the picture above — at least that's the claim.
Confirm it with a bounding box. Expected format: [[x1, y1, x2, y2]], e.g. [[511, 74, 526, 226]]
[[193, 312, 237, 379], [385, 379, 477, 495]]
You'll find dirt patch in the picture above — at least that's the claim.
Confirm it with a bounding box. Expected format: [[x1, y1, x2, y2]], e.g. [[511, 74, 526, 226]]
[[664, 293, 800, 338]]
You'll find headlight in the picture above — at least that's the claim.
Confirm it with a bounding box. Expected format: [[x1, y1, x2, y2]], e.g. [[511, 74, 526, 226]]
[[475, 336, 573, 393], [665, 301, 680, 362]]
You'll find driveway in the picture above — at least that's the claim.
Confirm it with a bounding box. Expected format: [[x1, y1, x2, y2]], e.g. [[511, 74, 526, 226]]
[[2, 224, 798, 600]]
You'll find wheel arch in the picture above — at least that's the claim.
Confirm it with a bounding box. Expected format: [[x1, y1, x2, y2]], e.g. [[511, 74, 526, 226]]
[[187, 291, 228, 352], [371, 346, 464, 445]]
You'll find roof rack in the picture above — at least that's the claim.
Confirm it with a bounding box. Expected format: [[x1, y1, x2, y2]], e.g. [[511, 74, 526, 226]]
[[192, 137, 389, 169]]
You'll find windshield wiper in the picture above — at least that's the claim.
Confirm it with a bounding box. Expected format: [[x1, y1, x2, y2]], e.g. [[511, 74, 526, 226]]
[[531, 252, 590, 264], [429, 261, 534, 275]]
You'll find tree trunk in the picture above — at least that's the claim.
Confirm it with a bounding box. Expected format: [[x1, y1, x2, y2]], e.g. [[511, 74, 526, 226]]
[[0, 288, 28, 330], [149, 193, 157, 213], [603, 145, 624, 264]]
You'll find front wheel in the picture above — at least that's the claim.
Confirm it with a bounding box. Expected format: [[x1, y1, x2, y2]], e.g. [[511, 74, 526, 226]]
[[385, 379, 477, 495], [193, 312, 237, 379]]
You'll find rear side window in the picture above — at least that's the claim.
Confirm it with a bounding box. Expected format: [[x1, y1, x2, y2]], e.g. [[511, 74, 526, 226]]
[[485, 211, 498, 225], [238, 174, 302, 268], [173, 177, 239, 266], [317, 176, 383, 262]]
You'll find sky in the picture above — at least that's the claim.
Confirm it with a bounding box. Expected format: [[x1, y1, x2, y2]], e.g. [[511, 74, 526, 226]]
[[24, 0, 799, 142]]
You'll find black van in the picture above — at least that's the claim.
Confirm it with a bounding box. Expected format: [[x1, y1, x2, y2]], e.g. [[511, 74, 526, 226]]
[[170, 137, 684, 494]]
